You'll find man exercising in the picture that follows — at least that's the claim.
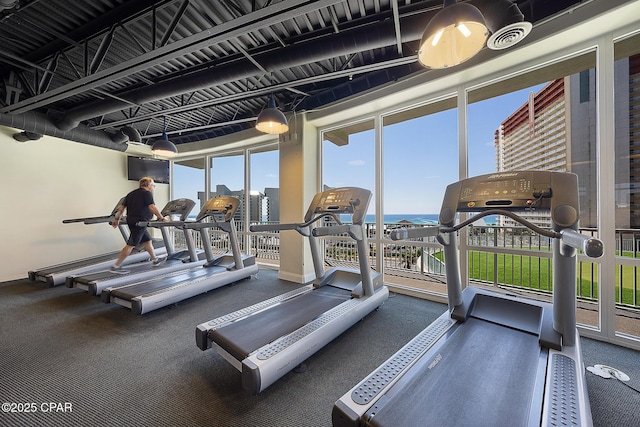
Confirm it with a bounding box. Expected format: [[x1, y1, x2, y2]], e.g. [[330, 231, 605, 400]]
[[109, 177, 168, 274]]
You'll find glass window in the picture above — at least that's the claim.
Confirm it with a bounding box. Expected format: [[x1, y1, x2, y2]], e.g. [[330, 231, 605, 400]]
[[322, 119, 376, 219], [614, 32, 640, 341], [173, 160, 205, 212], [467, 52, 599, 330], [172, 159, 206, 250], [249, 145, 280, 267], [210, 152, 246, 251], [322, 119, 376, 272], [381, 99, 458, 294], [250, 145, 279, 224]]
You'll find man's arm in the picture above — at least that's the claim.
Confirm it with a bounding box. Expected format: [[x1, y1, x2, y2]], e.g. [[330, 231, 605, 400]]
[[111, 205, 125, 228], [149, 204, 169, 222]]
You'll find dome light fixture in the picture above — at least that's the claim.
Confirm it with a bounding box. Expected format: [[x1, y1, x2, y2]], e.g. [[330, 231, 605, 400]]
[[255, 94, 289, 135], [152, 117, 178, 157], [418, 0, 489, 69]]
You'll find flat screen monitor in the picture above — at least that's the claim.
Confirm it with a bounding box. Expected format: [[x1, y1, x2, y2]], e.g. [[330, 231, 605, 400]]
[[127, 156, 170, 184]]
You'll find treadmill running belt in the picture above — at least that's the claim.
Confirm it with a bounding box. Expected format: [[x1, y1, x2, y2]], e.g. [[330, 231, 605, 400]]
[[36, 252, 124, 276], [211, 286, 350, 361], [109, 267, 222, 300], [367, 317, 543, 427]]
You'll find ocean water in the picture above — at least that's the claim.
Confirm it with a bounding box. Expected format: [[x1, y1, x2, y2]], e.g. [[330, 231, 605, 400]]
[[362, 214, 439, 224], [192, 213, 498, 225], [342, 214, 498, 225]]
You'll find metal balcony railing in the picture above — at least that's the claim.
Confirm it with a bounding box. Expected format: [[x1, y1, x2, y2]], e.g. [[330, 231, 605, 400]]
[[172, 222, 640, 311]]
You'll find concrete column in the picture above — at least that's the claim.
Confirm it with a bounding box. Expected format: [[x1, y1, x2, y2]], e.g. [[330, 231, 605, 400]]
[[278, 112, 319, 283]]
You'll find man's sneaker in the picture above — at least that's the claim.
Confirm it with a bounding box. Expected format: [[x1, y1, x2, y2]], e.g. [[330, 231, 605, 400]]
[[109, 265, 130, 274], [152, 257, 166, 267]]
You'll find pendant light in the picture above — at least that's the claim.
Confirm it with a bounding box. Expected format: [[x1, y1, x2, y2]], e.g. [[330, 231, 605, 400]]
[[255, 94, 289, 135], [152, 116, 178, 156], [418, 0, 489, 69]]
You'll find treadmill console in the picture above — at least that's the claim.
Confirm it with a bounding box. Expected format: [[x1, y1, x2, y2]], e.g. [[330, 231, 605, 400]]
[[305, 187, 371, 225], [440, 171, 580, 228], [160, 198, 196, 221], [457, 172, 553, 211], [196, 196, 239, 222]]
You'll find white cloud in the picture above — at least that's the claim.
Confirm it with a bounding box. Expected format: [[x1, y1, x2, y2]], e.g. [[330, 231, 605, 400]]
[[348, 160, 366, 166]]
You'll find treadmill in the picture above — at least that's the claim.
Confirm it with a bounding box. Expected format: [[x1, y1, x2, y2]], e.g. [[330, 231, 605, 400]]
[[28, 198, 167, 287], [66, 198, 207, 296], [332, 171, 604, 427], [195, 186, 390, 395], [100, 195, 258, 315]]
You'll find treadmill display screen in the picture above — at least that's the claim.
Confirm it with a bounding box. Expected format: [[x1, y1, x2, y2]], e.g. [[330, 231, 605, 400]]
[[461, 178, 533, 201], [455, 172, 552, 211], [319, 191, 355, 214]]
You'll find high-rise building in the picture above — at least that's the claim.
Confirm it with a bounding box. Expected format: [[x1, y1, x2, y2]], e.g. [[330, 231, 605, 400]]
[[494, 79, 569, 228], [495, 54, 640, 230], [264, 187, 280, 222], [198, 185, 274, 224]]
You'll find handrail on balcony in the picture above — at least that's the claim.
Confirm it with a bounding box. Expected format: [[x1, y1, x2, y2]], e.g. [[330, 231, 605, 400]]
[[172, 221, 639, 311]]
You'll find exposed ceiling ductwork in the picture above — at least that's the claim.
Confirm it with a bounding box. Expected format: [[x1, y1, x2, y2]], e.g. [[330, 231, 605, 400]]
[[54, 12, 432, 133], [0, 111, 128, 151], [0, 0, 607, 150]]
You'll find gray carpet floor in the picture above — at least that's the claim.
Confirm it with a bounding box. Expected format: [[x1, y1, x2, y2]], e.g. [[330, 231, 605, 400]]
[[1, 267, 638, 426]]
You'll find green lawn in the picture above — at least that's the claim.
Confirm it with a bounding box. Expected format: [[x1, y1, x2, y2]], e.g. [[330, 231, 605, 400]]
[[432, 249, 640, 306]]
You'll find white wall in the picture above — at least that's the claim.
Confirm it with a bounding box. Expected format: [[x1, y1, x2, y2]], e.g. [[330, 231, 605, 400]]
[[0, 127, 169, 282]]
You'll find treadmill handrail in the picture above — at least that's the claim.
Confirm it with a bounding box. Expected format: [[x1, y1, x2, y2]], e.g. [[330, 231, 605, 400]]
[[181, 221, 226, 231], [313, 224, 357, 237], [560, 228, 604, 258], [63, 215, 107, 224], [136, 220, 190, 228], [390, 209, 560, 240], [250, 213, 342, 235], [388, 208, 603, 259], [62, 197, 126, 224], [389, 225, 442, 240], [62, 215, 114, 224], [250, 223, 300, 232]]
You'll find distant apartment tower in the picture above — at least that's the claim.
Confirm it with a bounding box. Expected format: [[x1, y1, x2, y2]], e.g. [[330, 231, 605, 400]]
[[494, 79, 571, 228], [617, 54, 640, 228], [199, 185, 272, 224], [495, 54, 640, 229], [495, 79, 568, 173], [248, 191, 263, 223], [264, 187, 280, 222], [493, 67, 612, 229], [198, 185, 246, 224]]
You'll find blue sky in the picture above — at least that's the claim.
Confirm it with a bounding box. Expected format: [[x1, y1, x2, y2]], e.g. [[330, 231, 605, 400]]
[[324, 84, 547, 214], [174, 83, 547, 215]]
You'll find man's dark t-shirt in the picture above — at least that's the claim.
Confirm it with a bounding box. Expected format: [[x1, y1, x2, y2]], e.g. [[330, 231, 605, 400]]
[[124, 188, 154, 225]]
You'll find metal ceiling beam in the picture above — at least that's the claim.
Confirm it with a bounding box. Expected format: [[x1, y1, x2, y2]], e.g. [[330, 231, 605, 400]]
[[391, 0, 403, 55], [91, 55, 418, 131], [0, 0, 346, 115], [144, 116, 258, 138], [159, 0, 190, 48], [18, 0, 167, 64], [54, 8, 431, 131]]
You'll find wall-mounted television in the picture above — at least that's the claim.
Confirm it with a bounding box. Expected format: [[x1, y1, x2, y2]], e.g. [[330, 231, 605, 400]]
[[127, 156, 170, 184]]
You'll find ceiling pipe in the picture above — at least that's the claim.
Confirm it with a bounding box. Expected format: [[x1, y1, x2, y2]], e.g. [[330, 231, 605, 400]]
[[471, 0, 532, 50], [55, 11, 437, 132], [0, 111, 128, 151], [471, 0, 525, 32]]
